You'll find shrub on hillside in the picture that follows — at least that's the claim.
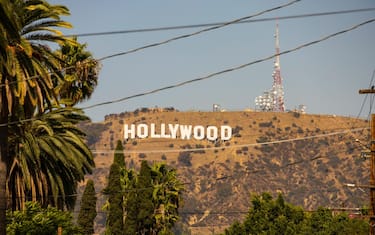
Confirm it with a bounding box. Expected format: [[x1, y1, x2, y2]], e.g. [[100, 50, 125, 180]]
[[259, 122, 273, 128], [178, 151, 192, 167]]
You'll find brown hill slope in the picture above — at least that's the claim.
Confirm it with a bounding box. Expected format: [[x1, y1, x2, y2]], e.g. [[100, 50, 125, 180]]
[[80, 108, 369, 234]]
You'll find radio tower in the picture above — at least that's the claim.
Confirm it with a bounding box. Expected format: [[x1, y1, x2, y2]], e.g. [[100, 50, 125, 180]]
[[271, 23, 285, 112], [254, 23, 286, 112]]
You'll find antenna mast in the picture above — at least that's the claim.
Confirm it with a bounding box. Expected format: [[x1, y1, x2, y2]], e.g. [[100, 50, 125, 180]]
[[254, 23, 286, 112], [271, 23, 285, 112]]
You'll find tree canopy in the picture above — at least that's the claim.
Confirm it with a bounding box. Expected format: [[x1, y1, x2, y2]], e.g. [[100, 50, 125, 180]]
[[224, 192, 369, 235], [103, 140, 126, 235], [77, 179, 97, 235], [6, 201, 78, 235], [0, 1, 99, 233]]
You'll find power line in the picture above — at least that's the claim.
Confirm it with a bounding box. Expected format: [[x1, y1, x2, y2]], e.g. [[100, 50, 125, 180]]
[[82, 18, 375, 110], [66, 8, 375, 37], [1, 7, 372, 90], [96, 0, 300, 61], [1, 6, 372, 91], [0, 0, 299, 89], [1, 18, 374, 127], [3, 143, 359, 200], [356, 69, 375, 119]]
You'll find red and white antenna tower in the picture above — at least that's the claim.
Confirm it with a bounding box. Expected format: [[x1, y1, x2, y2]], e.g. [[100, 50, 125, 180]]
[[254, 23, 286, 112], [271, 23, 285, 112]]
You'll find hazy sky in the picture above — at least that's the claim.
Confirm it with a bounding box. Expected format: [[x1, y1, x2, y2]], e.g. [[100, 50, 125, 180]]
[[50, 0, 375, 122]]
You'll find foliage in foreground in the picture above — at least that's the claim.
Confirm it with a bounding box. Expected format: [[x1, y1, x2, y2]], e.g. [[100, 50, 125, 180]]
[[103, 140, 126, 235], [1, 0, 100, 213], [104, 141, 184, 235], [224, 192, 369, 235], [77, 179, 97, 235], [6, 202, 79, 235]]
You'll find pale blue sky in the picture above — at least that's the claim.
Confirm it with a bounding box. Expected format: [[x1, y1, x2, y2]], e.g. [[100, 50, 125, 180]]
[[50, 0, 375, 122]]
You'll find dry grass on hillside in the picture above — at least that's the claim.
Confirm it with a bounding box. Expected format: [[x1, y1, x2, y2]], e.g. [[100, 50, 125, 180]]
[[80, 109, 369, 234]]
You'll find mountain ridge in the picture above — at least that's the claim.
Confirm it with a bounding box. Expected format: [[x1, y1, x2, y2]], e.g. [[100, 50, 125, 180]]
[[79, 108, 369, 234]]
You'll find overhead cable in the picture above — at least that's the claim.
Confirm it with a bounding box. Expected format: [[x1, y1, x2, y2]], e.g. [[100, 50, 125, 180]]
[[0, 18, 374, 127], [0, 0, 299, 89], [2, 144, 357, 200], [356, 68, 375, 123], [1, 6, 373, 92], [97, 0, 301, 61], [66, 7, 375, 37], [82, 18, 375, 110]]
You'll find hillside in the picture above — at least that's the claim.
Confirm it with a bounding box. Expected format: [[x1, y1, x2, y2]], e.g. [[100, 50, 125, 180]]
[[79, 108, 370, 234]]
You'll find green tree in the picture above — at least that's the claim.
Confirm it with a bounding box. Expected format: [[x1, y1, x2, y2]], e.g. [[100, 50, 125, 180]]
[[121, 164, 139, 235], [223, 221, 244, 235], [124, 161, 184, 235], [0, 0, 74, 232], [6, 201, 78, 235], [226, 193, 306, 235], [77, 179, 97, 235], [113, 140, 125, 167], [7, 38, 99, 211], [124, 160, 154, 234], [302, 207, 368, 235], [134, 160, 154, 234], [8, 108, 94, 210], [104, 163, 124, 235], [151, 163, 184, 234], [123, 172, 139, 235], [305, 207, 334, 234], [54, 37, 100, 106], [104, 141, 126, 235], [224, 193, 369, 235]]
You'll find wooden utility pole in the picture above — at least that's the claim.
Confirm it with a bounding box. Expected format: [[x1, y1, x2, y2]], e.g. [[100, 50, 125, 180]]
[[359, 88, 375, 235]]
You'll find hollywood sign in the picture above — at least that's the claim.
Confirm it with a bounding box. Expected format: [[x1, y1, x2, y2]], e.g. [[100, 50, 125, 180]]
[[124, 123, 232, 141]]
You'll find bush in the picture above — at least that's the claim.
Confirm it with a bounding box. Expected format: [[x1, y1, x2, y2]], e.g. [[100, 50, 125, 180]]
[[259, 122, 273, 128], [181, 144, 192, 149], [225, 193, 368, 235], [293, 112, 301, 118], [260, 144, 273, 153], [7, 202, 79, 235], [178, 151, 192, 167], [141, 107, 150, 113], [256, 136, 270, 143], [195, 144, 205, 154], [232, 125, 243, 137], [216, 183, 232, 198]]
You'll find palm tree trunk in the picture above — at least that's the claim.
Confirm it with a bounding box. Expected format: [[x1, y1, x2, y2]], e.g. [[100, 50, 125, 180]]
[[0, 91, 9, 235], [0, 125, 7, 235]]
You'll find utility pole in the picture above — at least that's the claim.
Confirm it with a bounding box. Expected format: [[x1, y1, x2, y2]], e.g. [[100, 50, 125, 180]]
[[359, 88, 375, 235]]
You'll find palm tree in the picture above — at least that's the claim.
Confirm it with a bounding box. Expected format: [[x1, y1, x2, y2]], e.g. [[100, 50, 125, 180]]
[[8, 107, 94, 210], [54, 37, 100, 106], [0, 0, 75, 232], [151, 163, 184, 234]]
